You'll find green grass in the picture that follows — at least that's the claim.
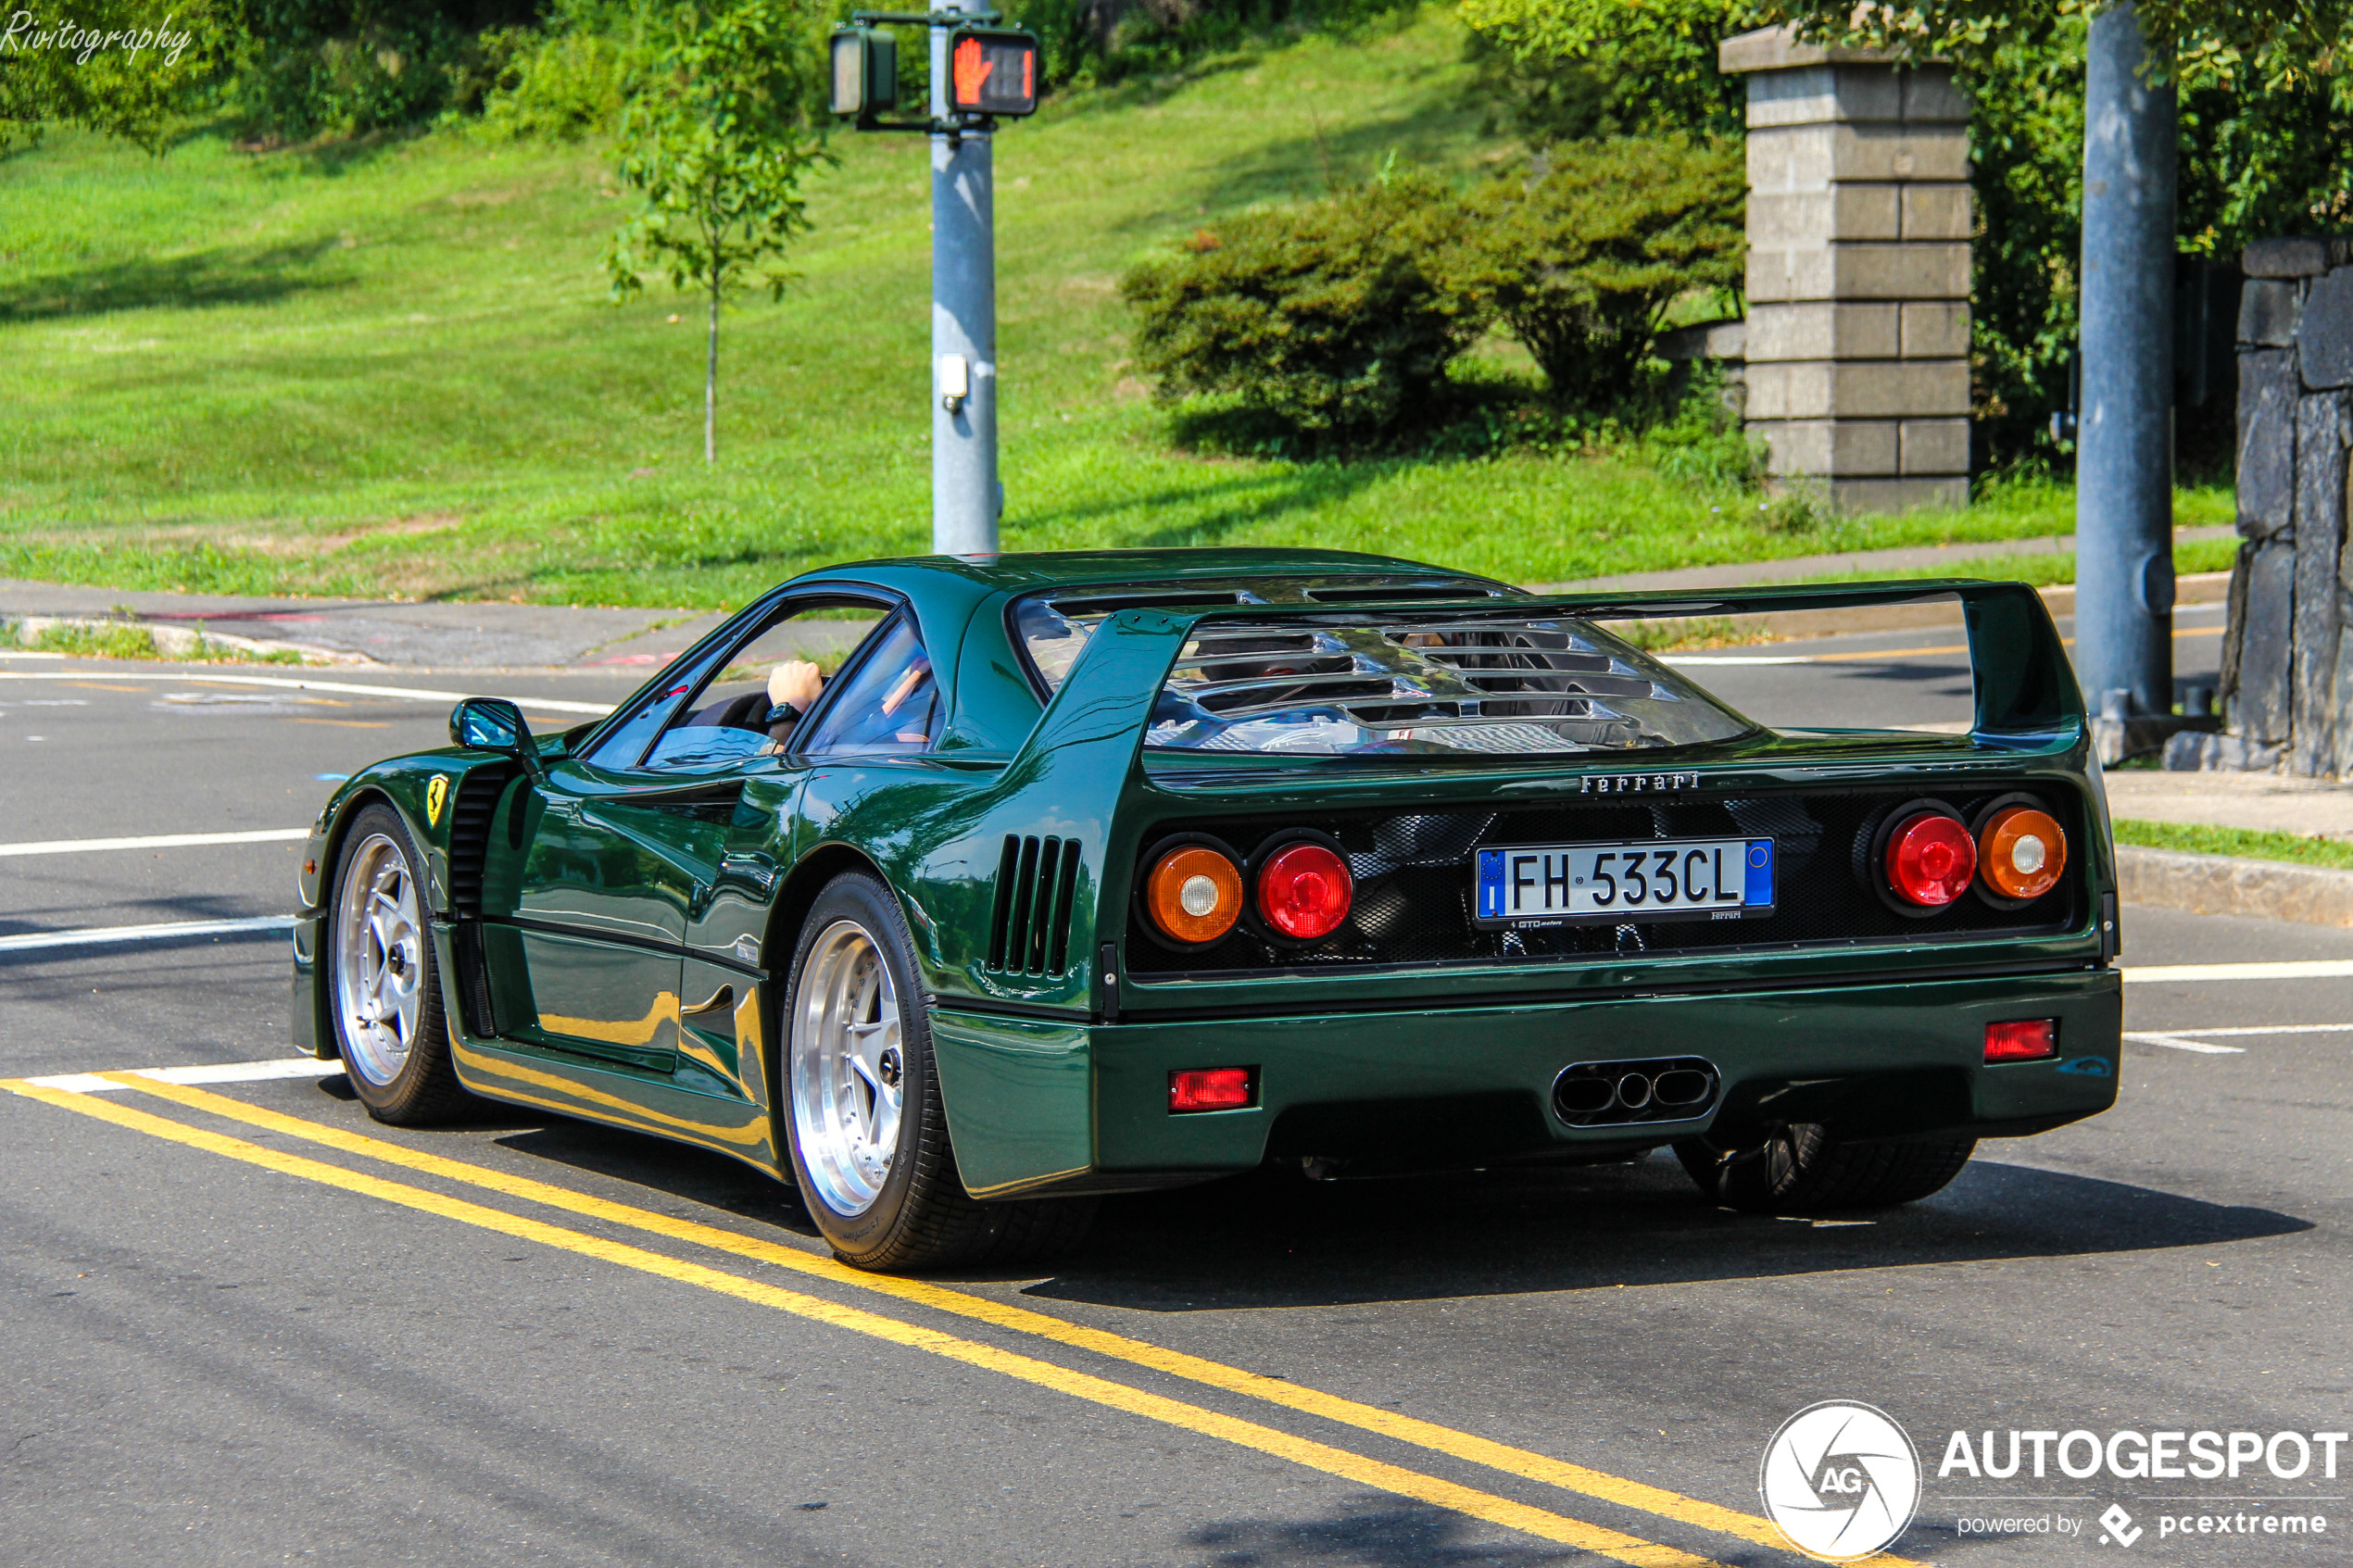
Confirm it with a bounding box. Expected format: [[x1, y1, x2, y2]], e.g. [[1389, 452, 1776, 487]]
[[0, 7, 2235, 610], [2112, 819, 2353, 870]]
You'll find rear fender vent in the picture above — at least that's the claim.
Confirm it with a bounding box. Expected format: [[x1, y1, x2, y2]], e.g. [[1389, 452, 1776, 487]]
[[987, 834, 1082, 976]]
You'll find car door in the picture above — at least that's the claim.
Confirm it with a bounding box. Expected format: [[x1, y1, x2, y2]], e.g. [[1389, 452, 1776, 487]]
[[497, 596, 887, 1072]]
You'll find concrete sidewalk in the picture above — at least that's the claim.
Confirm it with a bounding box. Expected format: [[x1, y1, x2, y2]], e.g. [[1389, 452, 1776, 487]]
[[0, 581, 738, 671]]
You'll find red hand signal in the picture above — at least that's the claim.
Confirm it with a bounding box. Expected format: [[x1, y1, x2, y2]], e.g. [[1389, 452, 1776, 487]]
[[952, 36, 992, 106]]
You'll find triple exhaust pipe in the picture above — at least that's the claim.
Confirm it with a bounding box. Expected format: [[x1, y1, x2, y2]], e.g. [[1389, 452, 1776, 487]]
[[1551, 1055, 1722, 1127]]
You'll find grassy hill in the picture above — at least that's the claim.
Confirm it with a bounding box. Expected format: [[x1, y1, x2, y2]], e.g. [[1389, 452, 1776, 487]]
[[0, 7, 2226, 608]]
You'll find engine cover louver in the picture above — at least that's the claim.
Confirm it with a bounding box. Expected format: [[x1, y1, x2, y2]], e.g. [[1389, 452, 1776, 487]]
[[988, 834, 1080, 976]]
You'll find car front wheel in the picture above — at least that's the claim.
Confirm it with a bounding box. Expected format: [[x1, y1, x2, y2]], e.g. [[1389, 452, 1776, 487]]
[[780, 872, 1094, 1272], [1673, 1123, 1975, 1212], [329, 805, 472, 1124]]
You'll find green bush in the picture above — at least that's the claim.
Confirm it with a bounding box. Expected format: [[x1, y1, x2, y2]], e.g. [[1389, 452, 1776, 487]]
[[1442, 135, 1743, 410], [1120, 175, 1479, 440]]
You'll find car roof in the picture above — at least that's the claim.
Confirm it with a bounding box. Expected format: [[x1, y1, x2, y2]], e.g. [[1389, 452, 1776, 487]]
[[784, 546, 1501, 596]]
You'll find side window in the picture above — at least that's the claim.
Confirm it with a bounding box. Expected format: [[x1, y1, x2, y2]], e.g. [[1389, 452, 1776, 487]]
[[585, 601, 885, 772], [583, 646, 733, 771], [797, 616, 941, 756]]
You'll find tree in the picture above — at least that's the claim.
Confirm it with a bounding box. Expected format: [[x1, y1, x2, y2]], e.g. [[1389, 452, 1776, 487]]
[[1461, 0, 2353, 461], [0, 0, 229, 155], [603, 0, 829, 464]]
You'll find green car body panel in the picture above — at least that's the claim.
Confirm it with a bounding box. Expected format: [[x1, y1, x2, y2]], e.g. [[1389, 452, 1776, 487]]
[[294, 548, 2121, 1198]]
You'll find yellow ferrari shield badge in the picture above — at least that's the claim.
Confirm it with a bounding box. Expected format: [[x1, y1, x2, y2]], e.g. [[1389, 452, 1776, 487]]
[[425, 774, 449, 827]]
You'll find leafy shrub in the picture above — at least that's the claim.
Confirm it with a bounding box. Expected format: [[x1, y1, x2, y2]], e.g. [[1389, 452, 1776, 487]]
[[233, 0, 542, 138], [1442, 135, 1743, 411], [1642, 366, 1763, 489], [475, 0, 652, 139], [1120, 175, 1480, 440]]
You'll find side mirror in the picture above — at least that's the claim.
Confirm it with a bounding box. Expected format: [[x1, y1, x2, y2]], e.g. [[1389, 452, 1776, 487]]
[[449, 697, 545, 781]]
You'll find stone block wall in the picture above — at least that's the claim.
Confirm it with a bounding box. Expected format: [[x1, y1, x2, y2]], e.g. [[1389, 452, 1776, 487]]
[[2214, 238, 2353, 774], [1721, 27, 1972, 513]]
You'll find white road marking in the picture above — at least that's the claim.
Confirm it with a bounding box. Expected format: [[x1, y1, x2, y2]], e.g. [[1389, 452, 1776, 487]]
[[0, 914, 298, 953], [1660, 655, 1816, 666], [2130, 1022, 2353, 1038], [2120, 960, 2353, 984], [2124, 1033, 2248, 1055], [21, 1058, 339, 1093], [0, 670, 611, 715], [0, 828, 310, 859]]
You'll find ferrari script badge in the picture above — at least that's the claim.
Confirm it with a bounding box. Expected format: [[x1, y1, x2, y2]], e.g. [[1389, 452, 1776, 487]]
[[425, 774, 450, 826]]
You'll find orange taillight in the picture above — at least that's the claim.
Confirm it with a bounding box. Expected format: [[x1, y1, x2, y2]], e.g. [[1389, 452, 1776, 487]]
[[1980, 807, 2066, 900], [1146, 845, 1243, 945]]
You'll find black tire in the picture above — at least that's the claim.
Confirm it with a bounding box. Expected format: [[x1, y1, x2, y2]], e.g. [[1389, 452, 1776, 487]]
[[1673, 1123, 1975, 1213], [326, 804, 473, 1125], [777, 872, 1095, 1272]]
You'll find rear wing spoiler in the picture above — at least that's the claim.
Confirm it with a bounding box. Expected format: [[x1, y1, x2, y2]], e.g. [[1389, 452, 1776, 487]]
[[1020, 577, 2081, 764]]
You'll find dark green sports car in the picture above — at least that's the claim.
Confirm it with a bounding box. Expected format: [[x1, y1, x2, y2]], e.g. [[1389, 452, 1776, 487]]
[[292, 548, 2121, 1271]]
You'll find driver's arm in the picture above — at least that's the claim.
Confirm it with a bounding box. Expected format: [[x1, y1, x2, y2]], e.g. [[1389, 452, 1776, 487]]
[[765, 660, 825, 735]]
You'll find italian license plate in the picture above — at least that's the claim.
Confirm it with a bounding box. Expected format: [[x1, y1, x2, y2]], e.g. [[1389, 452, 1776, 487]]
[[1473, 838, 1774, 927]]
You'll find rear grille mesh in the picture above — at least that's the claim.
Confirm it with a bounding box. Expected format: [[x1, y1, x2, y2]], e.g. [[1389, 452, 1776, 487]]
[[1126, 787, 2082, 976], [988, 834, 1081, 975]]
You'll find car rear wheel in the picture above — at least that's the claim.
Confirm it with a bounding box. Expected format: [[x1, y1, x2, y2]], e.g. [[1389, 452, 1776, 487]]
[[780, 872, 1095, 1273], [329, 805, 472, 1124], [1673, 1123, 1975, 1212]]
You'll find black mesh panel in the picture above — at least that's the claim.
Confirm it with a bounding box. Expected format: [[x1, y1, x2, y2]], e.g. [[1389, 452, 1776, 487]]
[[1126, 786, 2083, 975]]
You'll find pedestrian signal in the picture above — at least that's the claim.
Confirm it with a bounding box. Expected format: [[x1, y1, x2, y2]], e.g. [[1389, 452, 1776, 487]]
[[829, 26, 897, 118], [947, 28, 1038, 118]]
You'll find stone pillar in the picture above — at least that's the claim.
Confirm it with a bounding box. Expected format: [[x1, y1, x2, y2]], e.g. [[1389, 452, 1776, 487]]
[[2193, 238, 2353, 773], [1720, 26, 1971, 513]]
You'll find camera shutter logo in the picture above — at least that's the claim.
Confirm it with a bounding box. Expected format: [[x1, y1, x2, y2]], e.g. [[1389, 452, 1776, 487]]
[[1758, 1400, 1921, 1561]]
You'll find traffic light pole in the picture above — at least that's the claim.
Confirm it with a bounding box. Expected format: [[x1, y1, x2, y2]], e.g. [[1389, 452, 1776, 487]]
[[2075, 0, 2177, 718], [930, 0, 999, 557]]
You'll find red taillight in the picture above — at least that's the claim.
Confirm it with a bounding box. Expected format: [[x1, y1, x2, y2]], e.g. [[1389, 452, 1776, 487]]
[[1169, 1067, 1255, 1112], [1886, 811, 1977, 907], [1256, 841, 1353, 940], [1984, 1019, 2057, 1062]]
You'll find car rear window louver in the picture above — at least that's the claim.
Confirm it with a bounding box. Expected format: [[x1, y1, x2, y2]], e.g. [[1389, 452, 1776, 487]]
[[987, 834, 1081, 976]]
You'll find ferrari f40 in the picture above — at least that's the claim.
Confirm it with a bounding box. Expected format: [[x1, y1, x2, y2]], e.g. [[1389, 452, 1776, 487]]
[[292, 550, 2121, 1271]]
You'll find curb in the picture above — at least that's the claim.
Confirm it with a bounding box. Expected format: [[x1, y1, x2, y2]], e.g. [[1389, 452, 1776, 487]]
[[2117, 845, 2353, 928], [0, 614, 360, 667]]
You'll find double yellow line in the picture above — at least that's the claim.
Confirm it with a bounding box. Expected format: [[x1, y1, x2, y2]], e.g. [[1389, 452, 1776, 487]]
[[5, 1072, 1919, 1568]]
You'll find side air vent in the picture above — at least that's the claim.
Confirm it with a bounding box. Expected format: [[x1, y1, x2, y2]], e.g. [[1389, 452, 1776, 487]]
[[444, 766, 516, 919], [443, 766, 515, 1038], [987, 834, 1081, 976]]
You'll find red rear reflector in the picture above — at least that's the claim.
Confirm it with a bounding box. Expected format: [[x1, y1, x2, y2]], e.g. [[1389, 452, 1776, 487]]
[[1168, 1067, 1254, 1112], [1984, 1019, 2057, 1062]]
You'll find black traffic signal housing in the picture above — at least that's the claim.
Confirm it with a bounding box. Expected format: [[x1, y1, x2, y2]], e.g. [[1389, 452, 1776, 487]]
[[947, 26, 1038, 119], [829, 26, 898, 119]]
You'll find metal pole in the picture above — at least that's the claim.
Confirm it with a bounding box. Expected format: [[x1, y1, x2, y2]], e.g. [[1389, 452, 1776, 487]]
[[2075, 0, 2177, 716], [930, 3, 1000, 556]]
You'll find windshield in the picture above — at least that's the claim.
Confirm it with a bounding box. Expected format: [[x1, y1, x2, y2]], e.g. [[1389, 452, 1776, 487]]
[[1017, 596, 1755, 758]]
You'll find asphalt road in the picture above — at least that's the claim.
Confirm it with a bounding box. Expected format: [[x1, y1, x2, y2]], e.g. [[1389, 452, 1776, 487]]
[[4, 643, 2346, 1568]]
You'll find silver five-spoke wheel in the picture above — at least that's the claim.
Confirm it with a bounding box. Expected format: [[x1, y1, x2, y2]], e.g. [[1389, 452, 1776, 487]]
[[333, 832, 426, 1087], [789, 918, 905, 1217]]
